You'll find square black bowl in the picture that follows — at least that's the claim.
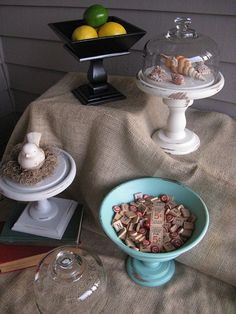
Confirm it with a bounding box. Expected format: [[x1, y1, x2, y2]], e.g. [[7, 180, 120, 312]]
[[49, 16, 146, 61]]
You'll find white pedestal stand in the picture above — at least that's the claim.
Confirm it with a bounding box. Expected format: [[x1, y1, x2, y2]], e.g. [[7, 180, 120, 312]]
[[136, 72, 224, 155], [0, 149, 78, 239]]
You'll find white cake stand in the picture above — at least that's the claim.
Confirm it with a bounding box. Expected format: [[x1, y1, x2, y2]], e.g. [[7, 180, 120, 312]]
[[0, 149, 78, 239], [136, 71, 224, 155]]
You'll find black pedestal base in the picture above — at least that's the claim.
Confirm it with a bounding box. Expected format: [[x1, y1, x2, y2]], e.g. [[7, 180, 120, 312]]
[[72, 83, 126, 106]]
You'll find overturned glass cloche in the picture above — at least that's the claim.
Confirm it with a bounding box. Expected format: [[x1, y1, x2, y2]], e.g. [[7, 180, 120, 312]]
[[34, 246, 107, 313], [141, 17, 220, 90]]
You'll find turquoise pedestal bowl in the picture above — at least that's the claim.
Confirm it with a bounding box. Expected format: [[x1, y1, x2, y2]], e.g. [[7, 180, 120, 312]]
[[99, 177, 209, 287]]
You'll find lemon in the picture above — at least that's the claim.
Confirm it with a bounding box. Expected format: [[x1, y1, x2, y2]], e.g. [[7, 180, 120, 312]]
[[98, 22, 127, 37], [71, 25, 98, 41]]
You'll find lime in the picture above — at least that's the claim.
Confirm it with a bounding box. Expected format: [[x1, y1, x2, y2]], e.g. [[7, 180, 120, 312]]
[[98, 22, 127, 37], [71, 25, 98, 41], [83, 4, 108, 28]]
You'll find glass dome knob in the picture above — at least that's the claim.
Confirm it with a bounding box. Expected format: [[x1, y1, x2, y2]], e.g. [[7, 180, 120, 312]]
[[51, 250, 84, 282], [166, 17, 198, 39]]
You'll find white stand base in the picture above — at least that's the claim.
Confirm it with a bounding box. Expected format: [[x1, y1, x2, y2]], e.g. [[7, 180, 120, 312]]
[[0, 149, 78, 239], [153, 128, 200, 155], [12, 197, 78, 239], [136, 71, 225, 155]]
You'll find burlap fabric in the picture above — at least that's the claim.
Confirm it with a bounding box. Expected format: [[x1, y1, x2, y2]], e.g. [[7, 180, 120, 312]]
[[1, 73, 236, 313], [0, 236, 235, 314]]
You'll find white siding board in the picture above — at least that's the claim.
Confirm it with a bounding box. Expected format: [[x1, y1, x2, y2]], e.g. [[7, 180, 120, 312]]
[[2, 37, 143, 74], [0, 0, 235, 117], [7, 59, 145, 94], [216, 63, 236, 104], [0, 0, 235, 16], [194, 99, 236, 117], [0, 6, 235, 63], [7, 64, 64, 94], [2, 38, 81, 73]]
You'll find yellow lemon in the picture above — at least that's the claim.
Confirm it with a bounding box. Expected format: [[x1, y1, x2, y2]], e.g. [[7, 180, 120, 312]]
[[71, 25, 98, 41], [98, 22, 127, 37]]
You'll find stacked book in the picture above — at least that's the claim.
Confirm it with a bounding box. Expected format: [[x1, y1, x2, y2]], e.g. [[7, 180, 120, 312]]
[[0, 201, 84, 273]]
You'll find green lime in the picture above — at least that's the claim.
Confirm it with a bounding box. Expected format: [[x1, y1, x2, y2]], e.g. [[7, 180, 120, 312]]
[[83, 4, 108, 28]]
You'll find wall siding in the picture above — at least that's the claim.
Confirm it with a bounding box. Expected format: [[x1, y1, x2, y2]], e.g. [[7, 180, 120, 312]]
[[0, 39, 14, 117], [11, 89, 39, 114], [0, 6, 235, 63], [0, 1, 235, 116], [0, 0, 235, 15]]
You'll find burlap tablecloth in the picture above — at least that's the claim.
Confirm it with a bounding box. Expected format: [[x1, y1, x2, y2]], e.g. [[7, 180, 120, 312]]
[[1, 73, 236, 313]]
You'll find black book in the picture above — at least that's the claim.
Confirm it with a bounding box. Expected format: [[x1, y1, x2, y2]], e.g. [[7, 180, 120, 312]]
[[0, 202, 84, 246]]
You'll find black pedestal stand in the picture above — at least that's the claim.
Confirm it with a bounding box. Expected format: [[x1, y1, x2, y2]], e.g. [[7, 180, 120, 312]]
[[65, 45, 129, 106], [73, 58, 126, 105]]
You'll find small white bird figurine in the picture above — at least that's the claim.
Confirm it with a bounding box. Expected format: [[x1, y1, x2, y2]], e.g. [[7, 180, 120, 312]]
[[18, 132, 45, 170]]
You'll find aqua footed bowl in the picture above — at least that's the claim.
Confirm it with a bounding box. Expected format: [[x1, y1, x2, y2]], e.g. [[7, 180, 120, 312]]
[[99, 177, 209, 287]]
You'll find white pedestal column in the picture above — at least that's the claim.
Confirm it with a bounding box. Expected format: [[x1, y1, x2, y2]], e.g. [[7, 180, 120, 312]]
[[152, 98, 200, 155], [29, 199, 58, 220]]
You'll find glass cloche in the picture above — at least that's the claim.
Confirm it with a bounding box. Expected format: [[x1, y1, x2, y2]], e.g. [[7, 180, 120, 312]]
[[140, 17, 220, 90], [34, 246, 107, 314]]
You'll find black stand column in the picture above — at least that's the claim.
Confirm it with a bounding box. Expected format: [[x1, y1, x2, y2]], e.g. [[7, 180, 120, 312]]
[[72, 59, 126, 106]]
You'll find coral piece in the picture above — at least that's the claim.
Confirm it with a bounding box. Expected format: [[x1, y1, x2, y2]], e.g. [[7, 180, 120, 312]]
[[195, 62, 211, 75], [148, 65, 169, 82], [161, 54, 205, 81], [171, 73, 185, 85]]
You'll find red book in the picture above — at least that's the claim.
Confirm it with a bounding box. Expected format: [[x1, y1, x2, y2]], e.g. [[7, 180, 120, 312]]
[[0, 202, 84, 272], [0, 242, 54, 273], [0, 221, 54, 272], [0, 243, 53, 264]]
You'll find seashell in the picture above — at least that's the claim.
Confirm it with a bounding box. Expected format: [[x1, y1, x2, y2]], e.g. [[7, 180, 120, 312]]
[[171, 73, 185, 85], [161, 54, 205, 81], [194, 62, 211, 75], [148, 65, 169, 82]]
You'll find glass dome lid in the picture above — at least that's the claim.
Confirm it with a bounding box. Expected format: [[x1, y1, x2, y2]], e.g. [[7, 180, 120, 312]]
[[34, 246, 107, 314], [141, 17, 220, 90]]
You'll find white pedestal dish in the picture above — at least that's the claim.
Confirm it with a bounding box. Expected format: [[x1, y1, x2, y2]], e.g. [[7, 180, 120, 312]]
[[136, 71, 224, 155], [0, 149, 77, 239]]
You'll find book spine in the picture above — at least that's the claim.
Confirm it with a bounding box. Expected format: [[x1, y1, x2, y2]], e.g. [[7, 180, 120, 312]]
[[0, 253, 47, 273]]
